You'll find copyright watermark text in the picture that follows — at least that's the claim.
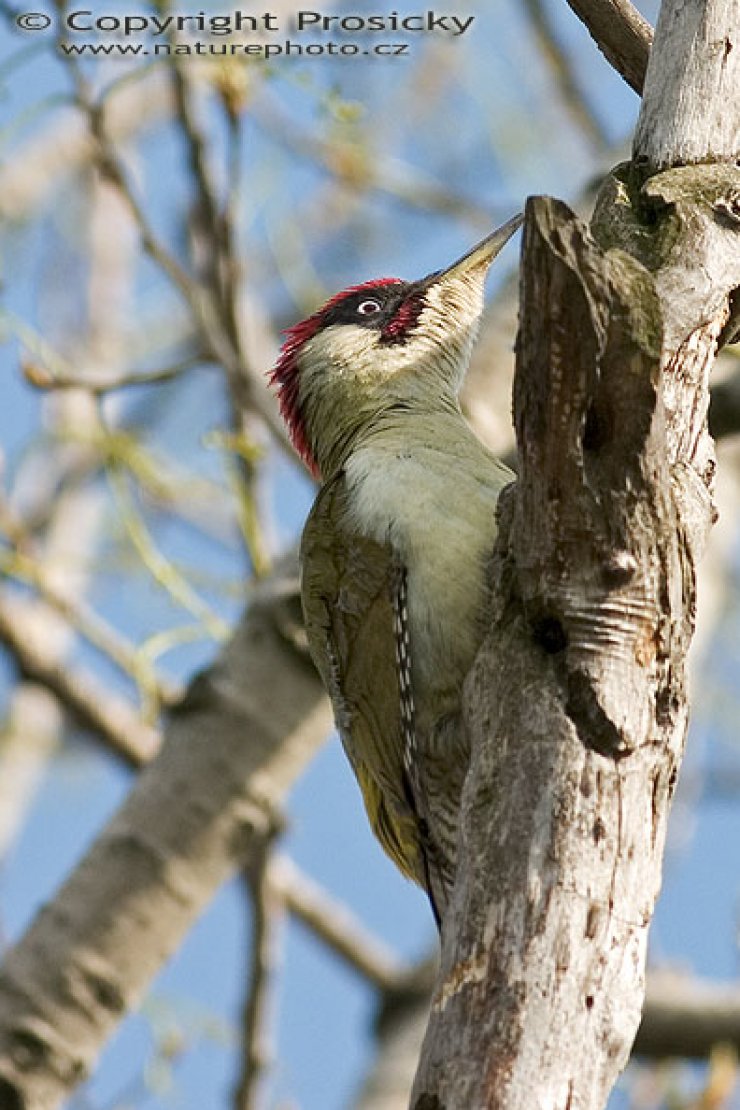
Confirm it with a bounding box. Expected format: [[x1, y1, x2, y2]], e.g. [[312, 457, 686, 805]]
[[16, 12, 52, 29], [13, 8, 476, 61], [15, 9, 475, 37]]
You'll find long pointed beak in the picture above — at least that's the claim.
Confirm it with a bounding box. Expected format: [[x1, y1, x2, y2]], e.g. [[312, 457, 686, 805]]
[[425, 213, 523, 287]]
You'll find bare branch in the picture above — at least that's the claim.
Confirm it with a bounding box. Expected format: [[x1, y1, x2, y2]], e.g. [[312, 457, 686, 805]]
[[107, 464, 231, 643], [523, 0, 610, 152], [22, 352, 209, 394], [168, 57, 238, 343], [79, 101, 199, 310], [636, 975, 740, 1059], [0, 70, 173, 223], [0, 687, 62, 864], [253, 93, 496, 228], [563, 0, 653, 95], [355, 985, 429, 1110], [0, 594, 160, 768], [234, 848, 284, 1110], [0, 543, 181, 708], [223, 100, 246, 326], [170, 62, 223, 262], [269, 856, 408, 994], [57, 54, 253, 411]]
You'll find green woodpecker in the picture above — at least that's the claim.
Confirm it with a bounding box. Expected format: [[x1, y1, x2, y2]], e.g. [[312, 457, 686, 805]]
[[270, 216, 521, 925]]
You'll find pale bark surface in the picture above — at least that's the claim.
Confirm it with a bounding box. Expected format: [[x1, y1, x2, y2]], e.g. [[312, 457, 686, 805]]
[[412, 1, 740, 1107], [355, 966, 740, 1110], [634, 0, 740, 169], [0, 578, 331, 1110]]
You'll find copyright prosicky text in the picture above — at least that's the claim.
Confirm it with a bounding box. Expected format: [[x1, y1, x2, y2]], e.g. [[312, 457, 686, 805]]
[[15, 9, 476, 38]]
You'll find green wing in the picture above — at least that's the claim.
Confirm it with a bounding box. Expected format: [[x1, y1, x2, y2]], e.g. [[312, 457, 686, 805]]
[[300, 473, 425, 887]]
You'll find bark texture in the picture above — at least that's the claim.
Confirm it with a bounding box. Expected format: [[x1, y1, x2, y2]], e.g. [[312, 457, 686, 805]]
[[0, 579, 331, 1110], [411, 1, 740, 1106], [634, 0, 739, 169]]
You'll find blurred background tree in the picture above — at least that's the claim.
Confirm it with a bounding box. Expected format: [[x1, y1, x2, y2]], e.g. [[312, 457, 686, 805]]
[[1, 0, 740, 1107]]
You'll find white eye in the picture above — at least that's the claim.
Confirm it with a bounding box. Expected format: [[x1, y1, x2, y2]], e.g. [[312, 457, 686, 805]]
[[357, 299, 382, 316]]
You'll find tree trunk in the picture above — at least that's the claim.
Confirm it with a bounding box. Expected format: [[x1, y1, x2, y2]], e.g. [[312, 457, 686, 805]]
[[412, 2, 740, 1107]]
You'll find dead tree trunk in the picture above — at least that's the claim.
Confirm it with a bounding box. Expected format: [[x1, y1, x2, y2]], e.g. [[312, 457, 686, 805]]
[[412, 2, 740, 1107]]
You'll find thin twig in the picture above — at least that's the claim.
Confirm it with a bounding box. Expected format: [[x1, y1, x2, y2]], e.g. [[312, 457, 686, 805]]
[[58, 48, 245, 390], [0, 546, 182, 709], [637, 974, 740, 1059], [269, 856, 408, 993], [234, 846, 283, 1110], [167, 57, 285, 577], [167, 51, 255, 415], [253, 92, 497, 227], [523, 0, 610, 151], [224, 105, 245, 308], [0, 593, 160, 767], [0, 56, 172, 223], [162, 56, 296, 462], [563, 0, 653, 95], [169, 59, 227, 308], [22, 352, 208, 394], [56, 42, 295, 462], [74, 85, 197, 306], [107, 465, 231, 643], [220, 98, 248, 384], [71, 88, 204, 315]]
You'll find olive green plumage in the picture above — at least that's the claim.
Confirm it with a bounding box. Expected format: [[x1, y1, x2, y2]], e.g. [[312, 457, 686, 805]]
[[300, 433, 513, 922], [301, 474, 427, 886]]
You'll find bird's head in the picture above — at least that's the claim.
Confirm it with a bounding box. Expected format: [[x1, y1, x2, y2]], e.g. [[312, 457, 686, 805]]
[[270, 214, 522, 479]]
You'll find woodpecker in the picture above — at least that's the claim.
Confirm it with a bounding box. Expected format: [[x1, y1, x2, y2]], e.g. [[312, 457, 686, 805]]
[[270, 216, 522, 925]]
